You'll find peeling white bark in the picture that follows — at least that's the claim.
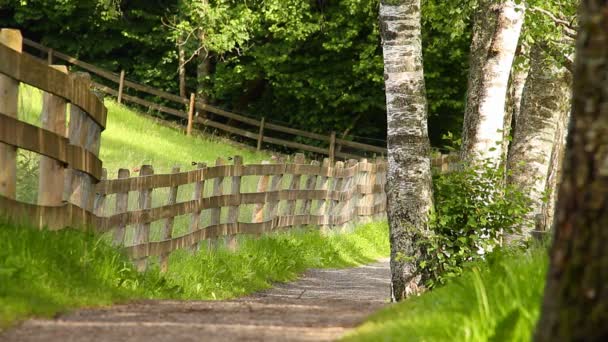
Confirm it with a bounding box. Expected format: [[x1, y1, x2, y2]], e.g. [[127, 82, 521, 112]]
[[380, 0, 433, 301], [506, 45, 572, 242], [462, 1, 525, 164]]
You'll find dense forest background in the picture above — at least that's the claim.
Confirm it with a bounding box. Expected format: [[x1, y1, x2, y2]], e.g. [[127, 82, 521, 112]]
[[0, 0, 471, 148]]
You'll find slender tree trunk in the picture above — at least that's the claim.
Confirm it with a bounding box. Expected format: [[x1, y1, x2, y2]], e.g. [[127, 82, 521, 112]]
[[196, 52, 210, 104], [502, 45, 529, 163], [380, 0, 434, 302], [505, 45, 572, 243], [461, 0, 525, 164], [535, 1, 608, 340], [178, 35, 186, 98]]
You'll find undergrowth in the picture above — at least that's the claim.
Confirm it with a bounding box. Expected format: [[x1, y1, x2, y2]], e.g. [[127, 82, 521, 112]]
[[0, 220, 389, 329], [343, 243, 548, 342]]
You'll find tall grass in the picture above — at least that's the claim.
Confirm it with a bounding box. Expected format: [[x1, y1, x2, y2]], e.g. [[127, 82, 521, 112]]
[[343, 244, 548, 341], [0, 220, 389, 329]]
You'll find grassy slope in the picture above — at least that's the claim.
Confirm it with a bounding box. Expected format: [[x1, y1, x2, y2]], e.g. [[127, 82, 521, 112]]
[[343, 245, 548, 342], [2, 86, 390, 328], [0, 220, 389, 328]]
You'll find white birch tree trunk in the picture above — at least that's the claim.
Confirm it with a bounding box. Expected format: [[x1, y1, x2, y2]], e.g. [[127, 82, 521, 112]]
[[380, 0, 434, 301], [461, 0, 525, 164], [506, 45, 572, 242]]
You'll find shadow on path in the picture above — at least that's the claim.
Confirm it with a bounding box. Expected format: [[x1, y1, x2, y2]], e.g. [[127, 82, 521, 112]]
[[1, 259, 390, 342]]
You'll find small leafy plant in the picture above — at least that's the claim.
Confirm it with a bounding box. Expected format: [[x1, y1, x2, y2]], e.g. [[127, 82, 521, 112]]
[[421, 158, 532, 288]]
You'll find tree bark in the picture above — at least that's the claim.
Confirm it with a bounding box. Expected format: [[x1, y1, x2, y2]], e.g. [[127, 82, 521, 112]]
[[380, 0, 434, 302], [535, 1, 608, 340], [461, 0, 525, 164], [502, 45, 529, 163], [506, 44, 571, 243], [178, 34, 186, 98]]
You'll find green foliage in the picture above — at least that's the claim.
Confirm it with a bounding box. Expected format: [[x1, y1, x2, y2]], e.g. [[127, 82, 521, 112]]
[[422, 159, 533, 288], [343, 243, 549, 341], [0, 219, 389, 328]]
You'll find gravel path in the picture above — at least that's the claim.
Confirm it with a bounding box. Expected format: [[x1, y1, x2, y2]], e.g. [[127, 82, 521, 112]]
[[1, 259, 391, 341]]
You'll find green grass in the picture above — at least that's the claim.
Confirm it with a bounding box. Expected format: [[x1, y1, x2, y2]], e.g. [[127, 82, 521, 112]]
[[0, 219, 389, 329], [343, 245, 548, 342]]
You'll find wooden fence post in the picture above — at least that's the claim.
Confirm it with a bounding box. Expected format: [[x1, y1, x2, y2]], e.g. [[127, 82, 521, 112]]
[[0, 29, 22, 199], [38, 65, 68, 206], [47, 48, 53, 65], [329, 161, 344, 228], [64, 72, 102, 214], [190, 162, 206, 251], [252, 160, 270, 224], [112, 168, 130, 246], [226, 155, 243, 251], [317, 158, 331, 231], [93, 168, 107, 217], [186, 92, 195, 136], [329, 131, 336, 163], [257, 117, 265, 151], [285, 153, 305, 218], [301, 160, 320, 216], [133, 165, 153, 271], [208, 157, 225, 250], [266, 156, 284, 221], [160, 165, 181, 272], [117, 70, 125, 104]]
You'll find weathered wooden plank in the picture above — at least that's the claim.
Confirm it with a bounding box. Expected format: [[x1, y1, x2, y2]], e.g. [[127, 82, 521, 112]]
[[112, 168, 130, 246], [0, 194, 103, 232], [334, 138, 387, 154], [329, 161, 344, 227], [0, 29, 21, 199], [252, 160, 270, 224], [263, 136, 328, 155], [316, 158, 331, 229], [64, 73, 104, 214], [301, 160, 320, 216], [0, 44, 107, 128], [93, 169, 107, 217], [186, 93, 195, 136], [266, 156, 284, 220], [0, 113, 103, 180], [285, 154, 305, 217]]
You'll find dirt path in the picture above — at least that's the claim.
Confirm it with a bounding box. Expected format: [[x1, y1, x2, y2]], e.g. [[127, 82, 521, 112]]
[[1, 259, 391, 341]]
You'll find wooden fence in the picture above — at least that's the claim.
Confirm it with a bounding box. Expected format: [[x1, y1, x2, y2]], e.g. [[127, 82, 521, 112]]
[[21, 37, 387, 161], [1, 29, 461, 273]]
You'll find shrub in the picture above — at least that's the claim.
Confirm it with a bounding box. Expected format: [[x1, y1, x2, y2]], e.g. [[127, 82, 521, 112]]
[[421, 158, 532, 288]]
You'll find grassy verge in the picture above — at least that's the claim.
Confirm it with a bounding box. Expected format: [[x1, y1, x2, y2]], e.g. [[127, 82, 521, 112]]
[[0, 220, 389, 329], [343, 244, 548, 341]]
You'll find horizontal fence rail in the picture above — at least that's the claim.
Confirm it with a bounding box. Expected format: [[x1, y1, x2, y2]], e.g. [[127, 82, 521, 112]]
[[21, 37, 387, 161]]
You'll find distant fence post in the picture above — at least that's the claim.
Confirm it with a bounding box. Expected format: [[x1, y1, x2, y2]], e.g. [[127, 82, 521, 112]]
[[160, 165, 181, 272], [226, 155, 243, 251], [0, 29, 22, 199], [64, 72, 102, 214], [317, 158, 331, 232], [112, 168, 130, 246], [133, 165, 154, 271], [329, 131, 336, 163], [330, 161, 344, 228], [190, 162, 206, 251], [252, 160, 270, 225], [257, 117, 265, 151], [117, 70, 125, 104], [47, 48, 53, 65], [186, 92, 195, 136], [38, 65, 68, 207]]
